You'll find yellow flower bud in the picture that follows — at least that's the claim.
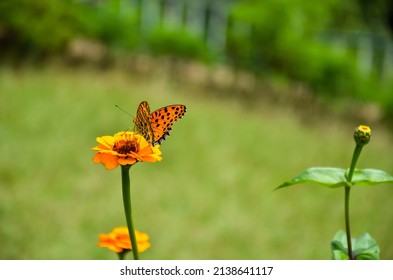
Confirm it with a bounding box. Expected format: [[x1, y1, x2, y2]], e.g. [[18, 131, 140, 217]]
[[354, 125, 371, 146]]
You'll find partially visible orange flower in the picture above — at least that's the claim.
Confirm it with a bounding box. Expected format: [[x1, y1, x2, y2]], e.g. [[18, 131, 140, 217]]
[[92, 131, 162, 169], [97, 227, 151, 253]]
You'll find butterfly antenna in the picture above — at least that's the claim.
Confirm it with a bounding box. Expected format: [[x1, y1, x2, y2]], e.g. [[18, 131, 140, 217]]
[[115, 105, 133, 117], [115, 105, 137, 132]]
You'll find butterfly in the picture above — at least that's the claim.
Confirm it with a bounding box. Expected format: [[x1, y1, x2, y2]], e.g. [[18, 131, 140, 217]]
[[134, 101, 186, 146]]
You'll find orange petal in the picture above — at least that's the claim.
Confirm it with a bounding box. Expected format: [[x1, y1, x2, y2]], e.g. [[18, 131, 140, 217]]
[[137, 241, 151, 252], [118, 157, 137, 166], [93, 153, 103, 164], [93, 153, 119, 169]]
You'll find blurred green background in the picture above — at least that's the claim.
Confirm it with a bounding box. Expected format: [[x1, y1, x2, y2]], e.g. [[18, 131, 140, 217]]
[[1, 0, 393, 259]]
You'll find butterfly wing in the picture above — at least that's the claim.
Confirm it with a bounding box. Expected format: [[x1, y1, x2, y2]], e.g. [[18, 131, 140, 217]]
[[150, 104, 186, 145], [133, 101, 155, 145]]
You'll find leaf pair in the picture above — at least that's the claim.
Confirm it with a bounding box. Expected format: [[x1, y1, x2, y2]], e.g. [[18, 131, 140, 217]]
[[331, 230, 380, 260], [276, 167, 393, 190]]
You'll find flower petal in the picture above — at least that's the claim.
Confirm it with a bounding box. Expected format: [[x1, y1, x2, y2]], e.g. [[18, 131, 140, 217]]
[[93, 153, 119, 169], [118, 157, 137, 166], [96, 135, 115, 148], [91, 144, 108, 151], [97, 227, 150, 253]]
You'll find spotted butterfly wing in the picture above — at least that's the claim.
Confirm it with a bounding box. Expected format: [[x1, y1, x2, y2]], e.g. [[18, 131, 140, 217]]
[[150, 104, 186, 145], [134, 101, 155, 145], [134, 101, 186, 146]]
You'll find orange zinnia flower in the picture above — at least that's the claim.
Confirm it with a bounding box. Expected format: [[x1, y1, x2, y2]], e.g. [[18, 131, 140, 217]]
[[97, 227, 151, 253], [92, 131, 162, 169]]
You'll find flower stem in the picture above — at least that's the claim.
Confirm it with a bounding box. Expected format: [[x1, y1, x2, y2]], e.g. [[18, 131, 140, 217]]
[[344, 186, 353, 260], [117, 251, 126, 260], [344, 144, 363, 260], [347, 144, 363, 183], [121, 165, 139, 260]]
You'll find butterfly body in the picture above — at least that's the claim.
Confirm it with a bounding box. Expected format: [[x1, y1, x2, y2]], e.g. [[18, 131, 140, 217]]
[[134, 101, 186, 146]]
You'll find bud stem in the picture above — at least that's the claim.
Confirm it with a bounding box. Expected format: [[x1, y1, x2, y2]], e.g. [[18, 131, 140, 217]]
[[347, 144, 363, 183], [344, 186, 354, 260], [344, 143, 364, 260]]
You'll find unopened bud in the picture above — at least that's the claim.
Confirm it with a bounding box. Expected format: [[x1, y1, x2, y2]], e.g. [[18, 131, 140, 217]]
[[354, 125, 371, 146]]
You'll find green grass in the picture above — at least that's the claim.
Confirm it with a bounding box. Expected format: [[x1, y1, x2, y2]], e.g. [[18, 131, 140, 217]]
[[1, 65, 393, 259]]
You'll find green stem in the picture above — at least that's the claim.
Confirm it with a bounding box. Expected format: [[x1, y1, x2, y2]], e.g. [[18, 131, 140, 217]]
[[344, 186, 354, 260], [344, 143, 363, 260], [121, 165, 139, 260], [347, 144, 363, 182], [117, 251, 127, 260]]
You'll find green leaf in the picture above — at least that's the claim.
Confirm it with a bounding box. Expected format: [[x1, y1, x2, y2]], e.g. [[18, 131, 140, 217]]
[[353, 232, 380, 260], [351, 169, 393, 187], [331, 230, 380, 260], [276, 167, 347, 190], [276, 167, 393, 190], [331, 230, 351, 260]]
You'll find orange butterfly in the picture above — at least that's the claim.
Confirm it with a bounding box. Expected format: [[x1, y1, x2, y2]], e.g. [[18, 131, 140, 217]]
[[134, 101, 186, 146]]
